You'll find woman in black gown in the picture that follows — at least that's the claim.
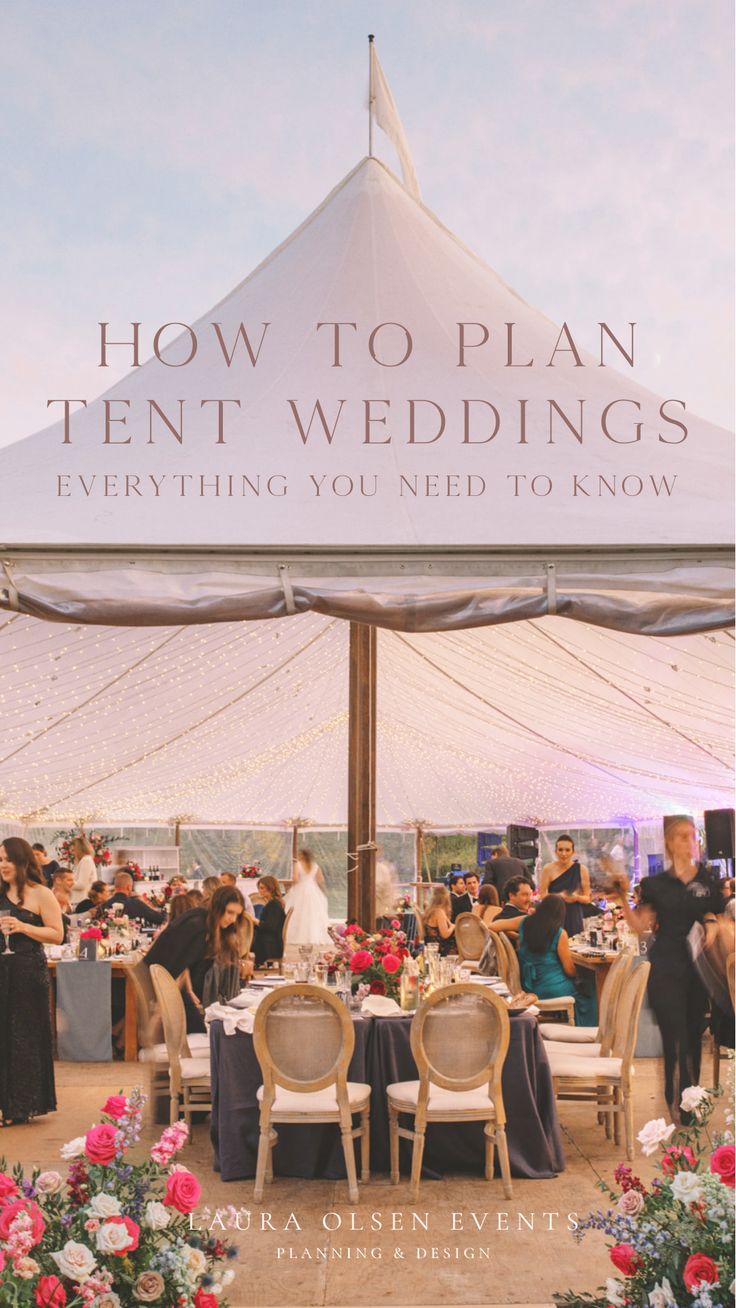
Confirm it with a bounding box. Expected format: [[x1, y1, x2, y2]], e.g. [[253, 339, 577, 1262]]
[[0, 838, 64, 1124], [253, 876, 285, 966], [540, 834, 592, 937], [144, 886, 247, 1031]]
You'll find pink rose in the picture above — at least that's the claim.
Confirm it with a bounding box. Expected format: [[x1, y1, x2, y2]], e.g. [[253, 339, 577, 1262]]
[[163, 1170, 201, 1214], [34, 1277, 67, 1307], [368, 979, 386, 995], [381, 953, 401, 974], [709, 1144, 735, 1188], [0, 1172, 17, 1199], [102, 1095, 128, 1120], [616, 1189, 644, 1217], [661, 1145, 697, 1175], [349, 949, 373, 973], [0, 1199, 46, 1246], [683, 1254, 719, 1292], [609, 1244, 643, 1277], [84, 1123, 119, 1165]]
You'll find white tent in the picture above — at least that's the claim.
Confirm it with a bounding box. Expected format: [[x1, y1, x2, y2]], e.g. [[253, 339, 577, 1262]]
[[0, 155, 732, 832], [0, 157, 732, 636]]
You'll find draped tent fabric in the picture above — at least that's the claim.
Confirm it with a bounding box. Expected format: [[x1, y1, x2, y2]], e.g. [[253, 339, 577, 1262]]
[[0, 613, 731, 827]]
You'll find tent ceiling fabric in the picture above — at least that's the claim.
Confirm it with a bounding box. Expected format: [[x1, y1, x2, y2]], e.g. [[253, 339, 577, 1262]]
[[1, 613, 732, 826]]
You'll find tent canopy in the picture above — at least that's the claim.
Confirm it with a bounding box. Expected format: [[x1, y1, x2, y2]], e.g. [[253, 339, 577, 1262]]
[[1, 157, 733, 635], [0, 612, 731, 827]]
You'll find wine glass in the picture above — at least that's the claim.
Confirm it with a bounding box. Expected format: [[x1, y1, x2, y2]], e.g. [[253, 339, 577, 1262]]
[[0, 915, 14, 956]]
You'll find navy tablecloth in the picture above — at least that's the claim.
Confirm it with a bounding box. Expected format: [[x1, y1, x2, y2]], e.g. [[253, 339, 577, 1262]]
[[209, 1009, 563, 1182]]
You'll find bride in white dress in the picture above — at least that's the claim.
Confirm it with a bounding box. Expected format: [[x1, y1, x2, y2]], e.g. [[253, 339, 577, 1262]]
[[285, 848, 331, 945]]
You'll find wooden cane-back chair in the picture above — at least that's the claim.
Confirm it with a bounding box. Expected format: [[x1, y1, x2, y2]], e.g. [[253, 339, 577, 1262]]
[[386, 983, 512, 1200], [252, 983, 371, 1203], [454, 912, 490, 966], [539, 950, 637, 1053], [149, 964, 212, 1131], [496, 928, 576, 1023]]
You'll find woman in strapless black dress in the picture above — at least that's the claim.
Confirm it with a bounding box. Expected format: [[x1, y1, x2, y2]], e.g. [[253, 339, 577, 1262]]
[[0, 838, 63, 1124]]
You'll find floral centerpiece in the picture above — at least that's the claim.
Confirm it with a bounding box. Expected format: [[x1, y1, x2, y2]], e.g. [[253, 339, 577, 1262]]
[[239, 864, 260, 878], [327, 921, 410, 1000], [55, 830, 117, 871], [554, 1080, 735, 1308], [0, 1089, 237, 1306]]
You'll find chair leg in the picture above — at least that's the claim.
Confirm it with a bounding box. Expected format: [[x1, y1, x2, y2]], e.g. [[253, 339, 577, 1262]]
[[624, 1087, 634, 1162], [265, 1129, 276, 1184], [410, 1128, 426, 1202], [340, 1125, 360, 1204], [389, 1105, 400, 1185], [713, 1037, 721, 1090], [169, 1092, 179, 1125], [361, 1110, 370, 1182], [484, 1125, 495, 1181], [495, 1125, 513, 1199], [612, 1087, 621, 1147], [254, 1124, 271, 1202]]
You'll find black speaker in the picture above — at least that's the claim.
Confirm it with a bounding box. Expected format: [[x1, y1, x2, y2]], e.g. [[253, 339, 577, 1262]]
[[507, 823, 539, 864], [704, 809, 734, 861]]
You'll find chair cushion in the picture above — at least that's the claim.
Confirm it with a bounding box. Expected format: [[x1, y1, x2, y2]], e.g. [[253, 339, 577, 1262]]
[[543, 1040, 602, 1058], [180, 1057, 212, 1083], [546, 1050, 624, 1079], [386, 1080, 496, 1114], [138, 1041, 209, 1065], [187, 1033, 211, 1053], [256, 1083, 371, 1113], [539, 1023, 597, 1042], [536, 996, 576, 1011]]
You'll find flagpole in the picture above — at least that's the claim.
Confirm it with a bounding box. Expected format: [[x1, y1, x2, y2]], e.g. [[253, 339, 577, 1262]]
[[368, 34, 374, 156]]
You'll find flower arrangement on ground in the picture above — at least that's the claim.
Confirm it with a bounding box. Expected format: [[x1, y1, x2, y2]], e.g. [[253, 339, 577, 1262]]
[[327, 921, 410, 1000], [0, 1089, 237, 1306], [554, 1078, 735, 1308], [55, 830, 117, 871]]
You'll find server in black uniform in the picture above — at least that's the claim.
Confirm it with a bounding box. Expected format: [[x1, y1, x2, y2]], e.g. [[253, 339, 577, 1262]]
[[614, 816, 723, 1121]]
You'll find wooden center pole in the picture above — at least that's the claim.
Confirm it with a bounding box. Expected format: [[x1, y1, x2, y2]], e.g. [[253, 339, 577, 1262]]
[[347, 621, 377, 929]]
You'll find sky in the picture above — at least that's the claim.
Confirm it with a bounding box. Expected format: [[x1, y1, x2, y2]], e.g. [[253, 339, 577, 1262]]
[[0, 0, 733, 446]]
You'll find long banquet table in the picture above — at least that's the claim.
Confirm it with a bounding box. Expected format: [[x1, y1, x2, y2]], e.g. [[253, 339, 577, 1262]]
[[209, 1008, 564, 1183]]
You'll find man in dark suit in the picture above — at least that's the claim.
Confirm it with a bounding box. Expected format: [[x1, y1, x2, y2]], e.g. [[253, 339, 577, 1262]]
[[107, 871, 166, 927], [449, 873, 474, 922], [482, 845, 534, 899]]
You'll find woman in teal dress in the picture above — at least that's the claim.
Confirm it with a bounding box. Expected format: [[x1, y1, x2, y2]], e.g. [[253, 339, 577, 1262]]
[[518, 894, 597, 1027]]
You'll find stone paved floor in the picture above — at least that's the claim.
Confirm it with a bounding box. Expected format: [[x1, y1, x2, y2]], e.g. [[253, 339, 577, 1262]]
[[0, 1050, 726, 1307]]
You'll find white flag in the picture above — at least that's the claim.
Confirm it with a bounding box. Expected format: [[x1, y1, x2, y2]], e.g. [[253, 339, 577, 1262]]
[[370, 46, 421, 200]]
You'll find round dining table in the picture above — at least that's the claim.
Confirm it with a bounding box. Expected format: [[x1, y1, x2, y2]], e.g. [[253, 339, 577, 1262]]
[[209, 1006, 564, 1183]]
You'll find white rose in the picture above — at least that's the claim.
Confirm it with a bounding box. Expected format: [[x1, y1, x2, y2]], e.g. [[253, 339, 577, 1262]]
[[606, 1279, 625, 1307], [649, 1278, 677, 1308], [169, 1163, 188, 1173], [181, 1244, 207, 1282], [96, 1220, 135, 1255], [95, 1296, 122, 1308], [680, 1085, 708, 1113], [637, 1117, 675, 1156], [60, 1136, 87, 1160], [670, 1171, 705, 1205], [222, 1270, 235, 1287], [51, 1241, 98, 1281], [144, 1200, 171, 1231], [88, 1192, 122, 1218], [35, 1170, 64, 1195]]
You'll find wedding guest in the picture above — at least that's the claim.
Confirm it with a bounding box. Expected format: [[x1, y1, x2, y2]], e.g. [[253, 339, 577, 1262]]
[[421, 884, 455, 955], [489, 876, 534, 932], [202, 876, 222, 903], [168, 875, 189, 895], [540, 834, 592, 937], [144, 887, 248, 1029], [51, 868, 73, 911], [450, 874, 473, 922], [219, 872, 237, 886], [107, 871, 166, 927], [253, 876, 286, 967], [517, 893, 597, 1026], [32, 843, 60, 886], [613, 815, 723, 1121], [75, 880, 111, 915], [473, 883, 502, 926], [169, 891, 198, 924], [482, 844, 532, 898], [465, 872, 480, 902], [70, 836, 97, 906], [0, 838, 63, 1124]]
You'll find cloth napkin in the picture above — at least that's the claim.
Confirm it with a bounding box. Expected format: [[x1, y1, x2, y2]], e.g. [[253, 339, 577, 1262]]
[[205, 989, 273, 1036], [361, 995, 403, 1017]]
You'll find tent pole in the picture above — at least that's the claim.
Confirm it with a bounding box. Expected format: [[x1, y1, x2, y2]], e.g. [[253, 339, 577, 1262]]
[[368, 34, 375, 157], [347, 621, 376, 928]]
